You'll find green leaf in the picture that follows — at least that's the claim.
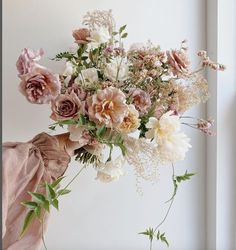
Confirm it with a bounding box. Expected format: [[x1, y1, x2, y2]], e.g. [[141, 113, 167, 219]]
[[52, 51, 75, 61], [112, 31, 118, 36], [20, 210, 35, 238], [57, 189, 71, 196], [160, 232, 169, 247], [28, 192, 47, 204], [46, 184, 56, 200], [139, 227, 154, 241], [42, 200, 50, 212], [118, 143, 127, 156], [52, 199, 59, 210], [121, 33, 128, 38], [21, 201, 38, 210], [176, 171, 195, 183], [119, 25, 127, 34], [79, 114, 86, 125], [96, 125, 106, 138], [51, 176, 65, 188], [34, 206, 41, 218]]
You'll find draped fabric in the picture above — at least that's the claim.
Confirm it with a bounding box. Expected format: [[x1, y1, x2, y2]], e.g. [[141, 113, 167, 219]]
[[2, 133, 71, 250]]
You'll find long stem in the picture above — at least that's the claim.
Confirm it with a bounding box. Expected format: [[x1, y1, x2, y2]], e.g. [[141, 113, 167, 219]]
[[41, 214, 48, 250], [56, 165, 86, 199], [150, 240, 153, 250], [154, 164, 176, 233]]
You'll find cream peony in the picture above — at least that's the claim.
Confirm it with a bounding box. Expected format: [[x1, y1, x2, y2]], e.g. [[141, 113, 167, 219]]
[[157, 132, 191, 162], [87, 87, 128, 128], [104, 60, 129, 82], [96, 156, 125, 183], [88, 27, 110, 47], [146, 111, 191, 162]]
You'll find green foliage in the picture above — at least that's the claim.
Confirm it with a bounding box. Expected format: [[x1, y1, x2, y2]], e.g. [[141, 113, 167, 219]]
[[166, 170, 195, 203], [75, 148, 99, 165], [20, 178, 71, 238], [140, 228, 169, 247], [176, 171, 195, 183], [119, 25, 127, 34], [52, 51, 76, 61], [20, 210, 35, 238], [157, 231, 169, 247]]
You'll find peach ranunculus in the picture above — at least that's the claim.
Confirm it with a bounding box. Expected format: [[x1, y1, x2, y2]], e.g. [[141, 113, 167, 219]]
[[118, 104, 140, 133], [19, 67, 60, 104], [50, 90, 84, 121], [87, 87, 128, 128], [16, 48, 44, 77], [72, 28, 90, 44], [129, 88, 151, 116], [167, 49, 190, 76]]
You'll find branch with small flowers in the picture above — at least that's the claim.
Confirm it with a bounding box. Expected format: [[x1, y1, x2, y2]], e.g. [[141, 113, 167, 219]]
[[15, 9, 225, 249]]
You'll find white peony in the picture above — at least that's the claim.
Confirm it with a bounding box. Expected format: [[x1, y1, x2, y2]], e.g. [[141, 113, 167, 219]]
[[104, 60, 129, 82], [63, 62, 75, 76], [146, 111, 191, 162], [75, 68, 98, 85], [158, 132, 191, 162], [96, 156, 125, 183], [88, 27, 110, 47]]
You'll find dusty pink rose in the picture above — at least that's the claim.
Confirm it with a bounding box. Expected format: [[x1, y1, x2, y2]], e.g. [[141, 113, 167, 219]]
[[129, 88, 151, 116], [50, 90, 84, 121], [72, 28, 90, 44], [87, 87, 128, 128], [16, 48, 44, 77], [167, 49, 190, 76], [66, 84, 87, 101], [19, 67, 60, 104]]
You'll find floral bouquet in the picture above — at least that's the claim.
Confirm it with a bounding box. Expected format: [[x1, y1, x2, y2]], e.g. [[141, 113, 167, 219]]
[[16, 10, 225, 249]]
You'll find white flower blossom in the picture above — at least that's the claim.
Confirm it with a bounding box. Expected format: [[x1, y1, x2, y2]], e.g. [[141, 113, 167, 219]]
[[146, 111, 191, 162], [96, 156, 125, 183], [88, 27, 110, 47], [104, 60, 129, 82], [63, 62, 75, 76], [75, 68, 98, 85]]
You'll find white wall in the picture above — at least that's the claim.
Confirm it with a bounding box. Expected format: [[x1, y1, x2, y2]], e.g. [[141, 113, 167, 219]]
[[206, 0, 236, 249], [3, 1, 207, 249]]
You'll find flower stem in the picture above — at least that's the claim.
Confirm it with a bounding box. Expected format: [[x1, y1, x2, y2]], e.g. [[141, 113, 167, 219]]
[[56, 165, 86, 199], [41, 214, 48, 250], [154, 164, 176, 233]]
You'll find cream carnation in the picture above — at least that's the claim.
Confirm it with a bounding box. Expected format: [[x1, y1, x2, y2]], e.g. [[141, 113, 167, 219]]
[[96, 156, 125, 183]]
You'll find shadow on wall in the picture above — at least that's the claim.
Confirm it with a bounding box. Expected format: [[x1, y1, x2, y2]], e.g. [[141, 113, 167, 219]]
[[227, 92, 236, 247]]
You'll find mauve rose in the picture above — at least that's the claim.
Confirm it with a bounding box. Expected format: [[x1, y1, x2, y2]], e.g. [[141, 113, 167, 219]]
[[66, 84, 87, 101], [167, 49, 190, 76], [16, 48, 44, 77], [72, 28, 90, 44], [50, 90, 84, 121], [19, 67, 60, 104], [129, 88, 151, 116]]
